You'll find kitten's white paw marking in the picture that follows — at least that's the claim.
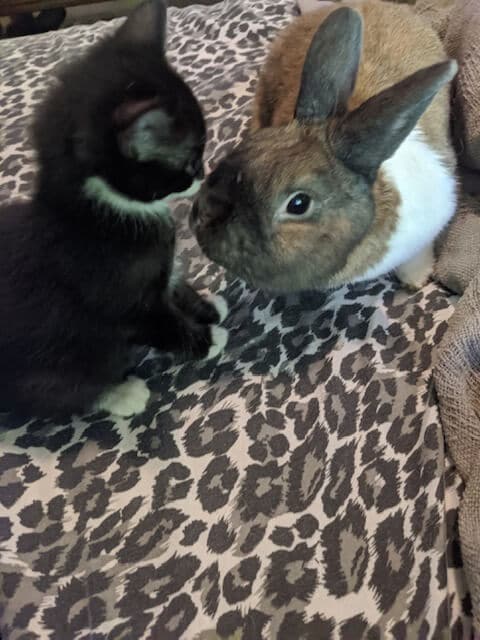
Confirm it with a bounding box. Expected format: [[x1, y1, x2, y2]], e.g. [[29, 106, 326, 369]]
[[209, 295, 229, 323], [83, 177, 201, 220], [168, 258, 184, 293], [84, 176, 171, 218], [298, 0, 334, 13], [94, 376, 150, 417], [396, 244, 435, 290], [206, 326, 228, 360]]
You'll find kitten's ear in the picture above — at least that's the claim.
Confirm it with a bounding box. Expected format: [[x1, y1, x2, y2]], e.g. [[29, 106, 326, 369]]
[[113, 96, 161, 130], [115, 0, 167, 50], [116, 105, 172, 162]]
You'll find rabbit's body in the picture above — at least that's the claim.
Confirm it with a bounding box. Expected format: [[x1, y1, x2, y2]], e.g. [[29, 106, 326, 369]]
[[193, 2, 458, 292], [252, 0, 456, 288]]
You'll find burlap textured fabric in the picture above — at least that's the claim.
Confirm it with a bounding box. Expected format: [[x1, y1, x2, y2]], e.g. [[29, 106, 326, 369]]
[[442, 0, 480, 171], [434, 273, 480, 632], [415, 0, 455, 39], [435, 193, 480, 295]]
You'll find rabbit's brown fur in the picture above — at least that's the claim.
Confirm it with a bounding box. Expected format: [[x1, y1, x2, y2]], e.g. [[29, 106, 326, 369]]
[[253, 1, 454, 169]]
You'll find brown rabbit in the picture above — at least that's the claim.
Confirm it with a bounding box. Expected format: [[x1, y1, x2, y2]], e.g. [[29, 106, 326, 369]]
[[191, 1, 458, 293]]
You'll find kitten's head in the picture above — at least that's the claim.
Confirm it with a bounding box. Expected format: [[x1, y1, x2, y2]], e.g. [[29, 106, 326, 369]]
[[33, 0, 206, 205]]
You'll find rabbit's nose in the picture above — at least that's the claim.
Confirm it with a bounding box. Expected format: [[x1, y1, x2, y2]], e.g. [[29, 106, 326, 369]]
[[206, 161, 240, 192], [195, 177, 233, 227], [203, 190, 232, 224], [206, 168, 223, 189]]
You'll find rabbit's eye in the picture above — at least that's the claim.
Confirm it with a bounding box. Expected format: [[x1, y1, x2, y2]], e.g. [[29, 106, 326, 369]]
[[286, 193, 312, 216], [276, 191, 314, 222]]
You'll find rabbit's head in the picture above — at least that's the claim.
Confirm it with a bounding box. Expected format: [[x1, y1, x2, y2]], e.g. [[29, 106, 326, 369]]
[[191, 7, 457, 292]]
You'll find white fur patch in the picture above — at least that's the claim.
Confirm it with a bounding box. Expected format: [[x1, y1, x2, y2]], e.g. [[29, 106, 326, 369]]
[[83, 176, 201, 219], [208, 295, 229, 323], [206, 326, 228, 360], [361, 129, 457, 281], [94, 376, 150, 417], [168, 258, 184, 293]]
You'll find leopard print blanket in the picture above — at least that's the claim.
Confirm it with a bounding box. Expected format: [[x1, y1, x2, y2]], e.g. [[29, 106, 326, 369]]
[[0, 1, 472, 638]]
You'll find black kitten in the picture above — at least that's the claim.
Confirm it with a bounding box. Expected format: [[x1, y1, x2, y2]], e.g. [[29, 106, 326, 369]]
[[0, 0, 227, 419]]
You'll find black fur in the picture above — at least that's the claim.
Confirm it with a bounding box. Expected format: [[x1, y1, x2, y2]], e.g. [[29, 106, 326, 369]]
[[0, 0, 219, 419]]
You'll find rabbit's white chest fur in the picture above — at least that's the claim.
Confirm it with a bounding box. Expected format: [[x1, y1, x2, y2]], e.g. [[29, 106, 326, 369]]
[[360, 128, 457, 285]]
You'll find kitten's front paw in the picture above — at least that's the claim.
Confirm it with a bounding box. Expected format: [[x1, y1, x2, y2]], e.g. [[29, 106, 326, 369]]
[[192, 296, 222, 325], [205, 326, 228, 360], [192, 295, 228, 326], [172, 284, 227, 326], [94, 376, 150, 417]]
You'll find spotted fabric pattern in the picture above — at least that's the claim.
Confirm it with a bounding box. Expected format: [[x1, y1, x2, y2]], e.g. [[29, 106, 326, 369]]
[[0, 1, 471, 638]]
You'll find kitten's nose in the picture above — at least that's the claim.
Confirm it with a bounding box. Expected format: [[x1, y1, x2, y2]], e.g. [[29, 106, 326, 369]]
[[196, 163, 205, 180], [187, 155, 205, 179]]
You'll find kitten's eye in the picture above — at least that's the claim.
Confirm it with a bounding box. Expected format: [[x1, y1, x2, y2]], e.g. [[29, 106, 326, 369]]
[[286, 193, 312, 216]]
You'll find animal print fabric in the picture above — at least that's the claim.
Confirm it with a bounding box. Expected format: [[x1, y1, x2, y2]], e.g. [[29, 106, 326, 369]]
[[0, 1, 471, 638]]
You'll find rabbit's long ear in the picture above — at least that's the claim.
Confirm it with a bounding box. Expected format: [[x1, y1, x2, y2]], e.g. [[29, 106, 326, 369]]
[[295, 7, 363, 122], [331, 60, 458, 182]]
